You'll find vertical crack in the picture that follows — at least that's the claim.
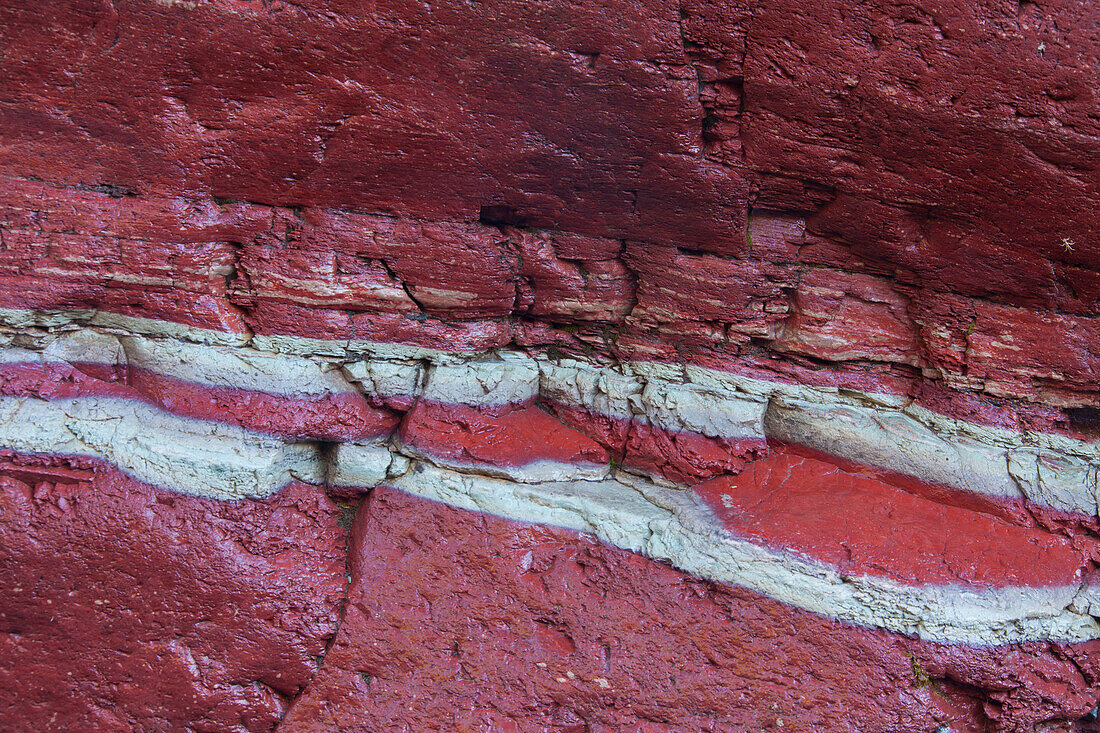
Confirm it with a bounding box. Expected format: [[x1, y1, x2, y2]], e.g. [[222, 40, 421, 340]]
[[274, 490, 364, 729]]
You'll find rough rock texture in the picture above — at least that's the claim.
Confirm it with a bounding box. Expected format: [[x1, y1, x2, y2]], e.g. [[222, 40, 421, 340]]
[[1, 0, 1099, 412], [694, 449, 1086, 588], [0, 458, 349, 732], [280, 488, 1100, 733], [2, 0, 1100, 730]]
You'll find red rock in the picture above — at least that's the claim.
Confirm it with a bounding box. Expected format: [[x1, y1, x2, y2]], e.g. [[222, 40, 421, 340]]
[[744, 0, 1100, 295], [240, 299, 515, 352], [0, 177, 273, 243], [5, 176, 1100, 420], [236, 214, 638, 328], [623, 242, 794, 345], [622, 421, 768, 485], [2, 0, 1099, 419], [128, 366, 398, 442], [694, 449, 1087, 588], [279, 488, 1100, 732], [0, 180, 259, 332], [235, 212, 522, 320], [0, 360, 133, 402], [0, 457, 349, 732], [400, 400, 608, 471], [0, 234, 250, 334], [773, 268, 922, 366], [545, 402, 768, 484], [511, 228, 636, 324], [0, 0, 745, 251], [234, 245, 421, 315], [912, 293, 1100, 405], [299, 213, 522, 318], [746, 211, 805, 262], [0, 358, 397, 442], [1, 0, 1099, 729]]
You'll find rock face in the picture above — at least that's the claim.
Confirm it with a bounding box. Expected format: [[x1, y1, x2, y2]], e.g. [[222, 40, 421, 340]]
[[2, 0, 1100, 730], [0, 460, 349, 732], [281, 488, 1100, 733]]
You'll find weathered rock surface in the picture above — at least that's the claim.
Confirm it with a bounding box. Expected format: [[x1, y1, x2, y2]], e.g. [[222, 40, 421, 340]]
[[279, 488, 1100, 732], [1, 0, 1098, 413], [0, 458, 349, 732], [2, 0, 1100, 729]]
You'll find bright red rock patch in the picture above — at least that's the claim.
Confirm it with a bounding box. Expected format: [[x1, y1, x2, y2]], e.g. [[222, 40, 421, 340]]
[[694, 449, 1087, 588], [400, 400, 608, 470]]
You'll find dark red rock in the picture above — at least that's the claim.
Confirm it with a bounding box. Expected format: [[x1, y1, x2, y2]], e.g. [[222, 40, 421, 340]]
[[0, 177, 273, 243], [743, 0, 1100, 296], [239, 298, 515, 352], [622, 421, 768, 485], [911, 293, 1100, 405], [245, 211, 523, 319], [0, 0, 745, 251], [3, 0, 1100, 728], [0, 458, 349, 732], [5, 175, 1100, 420], [279, 487, 1100, 732], [3, 0, 1100, 415], [623, 241, 794, 347]]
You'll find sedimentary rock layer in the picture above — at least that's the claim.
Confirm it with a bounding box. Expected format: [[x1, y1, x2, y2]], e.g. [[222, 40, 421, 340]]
[[3, 0, 1099, 728], [279, 488, 1100, 732], [2, 318, 1098, 650], [0, 466, 348, 732]]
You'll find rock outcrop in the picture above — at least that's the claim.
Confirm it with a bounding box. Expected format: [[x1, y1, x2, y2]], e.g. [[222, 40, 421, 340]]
[[1, 0, 1099, 730]]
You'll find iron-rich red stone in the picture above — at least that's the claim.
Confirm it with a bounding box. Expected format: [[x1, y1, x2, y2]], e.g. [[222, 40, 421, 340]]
[[622, 241, 794, 347], [546, 401, 770, 484], [772, 268, 922, 367], [400, 400, 608, 471], [694, 448, 1090, 588], [279, 488, 1100, 732], [911, 293, 1100, 405], [0, 458, 349, 732], [5, 174, 1100, 424], [0, 0, 746, 252], [742, 0, 1100, 293], [511, 228, 636, 324], [237, 212, 522, 319], [127, 366, 398, 442], [0, 358, 397, 442], [3, 2, 1100, 725]]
